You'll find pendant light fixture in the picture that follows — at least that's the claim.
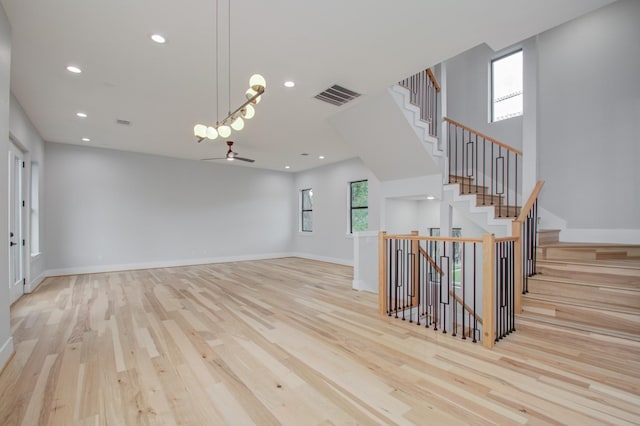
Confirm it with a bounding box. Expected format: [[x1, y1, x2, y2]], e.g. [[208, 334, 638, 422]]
[[194, 0, 265, 142]]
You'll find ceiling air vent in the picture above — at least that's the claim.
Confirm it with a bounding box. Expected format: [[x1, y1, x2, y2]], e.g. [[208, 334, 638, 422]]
[[314, 84, 361, 106], [116, 119, 131, 126]]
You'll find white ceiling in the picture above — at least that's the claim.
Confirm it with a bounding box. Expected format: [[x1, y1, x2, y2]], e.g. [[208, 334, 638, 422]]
[[2, 0, 614, 172]]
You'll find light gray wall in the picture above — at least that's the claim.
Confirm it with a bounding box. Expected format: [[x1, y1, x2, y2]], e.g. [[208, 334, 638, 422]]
[[385, 199, 486, 238], [44, 143, 294, 273], [537, 0, 640, 230], [9, 94, 46, 288], [0, 2, 13, 368], [446, 43, 524, 151], [292, 158, 380, 265]]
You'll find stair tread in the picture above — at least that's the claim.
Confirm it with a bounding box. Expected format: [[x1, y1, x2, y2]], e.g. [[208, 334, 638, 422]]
[[516, 314, 640, 342], [529, 274, 640, 291], [540, 242, 640, 248], [538, 258, 640, 269], [523, 293, 640, 315]]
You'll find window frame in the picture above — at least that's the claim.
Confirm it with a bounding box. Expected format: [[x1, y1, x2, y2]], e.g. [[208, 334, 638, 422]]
[[300, 188, 313, 232], [30, 161, 40, 256], [490, 49, 523, 123], [349, 180, 368, 234]]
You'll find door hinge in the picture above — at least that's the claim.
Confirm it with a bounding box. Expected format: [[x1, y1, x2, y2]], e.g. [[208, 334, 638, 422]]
[[22, 161, 25, 168], [22, 200, 25, 207], [22, 239, 25, 246], [23, 278, 26, 286]]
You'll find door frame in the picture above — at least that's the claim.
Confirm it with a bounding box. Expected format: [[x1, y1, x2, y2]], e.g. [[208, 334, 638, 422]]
[[8, 138, 26, 304]]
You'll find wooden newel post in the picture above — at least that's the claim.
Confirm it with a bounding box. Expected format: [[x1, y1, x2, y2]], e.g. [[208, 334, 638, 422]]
[[378, 231, 387, 316], [411, 230, 419, 308], [482, 233, 496, 349], [512, 221, 523, 314]]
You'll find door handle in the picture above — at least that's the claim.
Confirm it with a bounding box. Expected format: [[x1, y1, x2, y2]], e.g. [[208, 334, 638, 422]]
[[10, 241, 17, 247]]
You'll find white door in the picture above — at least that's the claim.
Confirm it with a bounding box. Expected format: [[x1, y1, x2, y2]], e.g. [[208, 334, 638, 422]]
[[8, 142, 25, 304]]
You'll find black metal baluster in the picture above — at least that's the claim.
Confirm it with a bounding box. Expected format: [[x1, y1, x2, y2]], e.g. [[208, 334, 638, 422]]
[[461, 242, 466, 339]]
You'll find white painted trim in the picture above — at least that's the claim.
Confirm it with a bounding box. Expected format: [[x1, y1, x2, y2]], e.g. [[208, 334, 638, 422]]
[[0, 337, 14, 371], [26, 271, 47, 293], [291, 252, 353, 267], [352, 279, 377, 294], [45, 253, 294, 277], [560, 229, 640, 245]]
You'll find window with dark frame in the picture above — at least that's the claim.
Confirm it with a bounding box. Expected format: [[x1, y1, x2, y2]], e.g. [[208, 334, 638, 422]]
[[429, 228, 462, 288], [301, 188, 313, 232], [350, 180, 368, 233]]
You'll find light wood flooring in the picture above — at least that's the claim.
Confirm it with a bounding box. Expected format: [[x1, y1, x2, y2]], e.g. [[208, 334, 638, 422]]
[[0, 257, 639, 425]]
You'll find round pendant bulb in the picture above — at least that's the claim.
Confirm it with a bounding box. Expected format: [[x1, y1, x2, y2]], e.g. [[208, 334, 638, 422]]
[[218, 125, 231, 138], [249, 74, 266, 91], [206, 126, 219, 140], [194, 124, 207, 138], [231, 117, 244, 131], [242, 105, 255, 119]]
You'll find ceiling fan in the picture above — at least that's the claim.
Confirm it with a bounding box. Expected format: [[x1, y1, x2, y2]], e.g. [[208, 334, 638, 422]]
[[201, 141, 255, 163]]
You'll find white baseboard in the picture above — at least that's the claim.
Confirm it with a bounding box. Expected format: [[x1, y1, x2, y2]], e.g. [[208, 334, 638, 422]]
[[45, 252, 294, 277], [26, 272, 47, 293], [560, 228, 640, 244], [0, 337, 14, 372], [291, 252, 353, 267], [352, 279, 378, 293]]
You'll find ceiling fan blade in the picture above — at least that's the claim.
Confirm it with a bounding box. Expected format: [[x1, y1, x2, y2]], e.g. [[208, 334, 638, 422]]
[[200, 157, 227, 161], [234, 157, 255, 163]]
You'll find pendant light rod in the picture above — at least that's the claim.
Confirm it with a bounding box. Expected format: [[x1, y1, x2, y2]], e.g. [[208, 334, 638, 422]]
[[196, 87, 264, 143]]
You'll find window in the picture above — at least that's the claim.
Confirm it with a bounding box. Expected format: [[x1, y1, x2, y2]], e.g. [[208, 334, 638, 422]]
[[350, 180, 368, 233], [30, 162, 40, 255], [301, 189, 313, 232], [491, 50, 523, 122], [429, 228, 462, 287]]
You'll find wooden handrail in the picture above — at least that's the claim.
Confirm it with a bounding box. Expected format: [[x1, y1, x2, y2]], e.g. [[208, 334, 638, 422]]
[[426, 68, 441, 93], [384, 235, 483, 244], [515, 181, 545, 222], [418, 246, 444, 275], [449, 290, 483, 325], [443, 117, 523, 156]]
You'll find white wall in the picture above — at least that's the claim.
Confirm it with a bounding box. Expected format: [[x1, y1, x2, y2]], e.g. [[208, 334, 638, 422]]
[[9, 94, 46, 290], [537, 0, 640, 232], [0, 2, 13, 369], [44, 143, 294, 274], [292, 158, 380, 265], [445, 43, 524, 151], [385, 199, 486, 239]]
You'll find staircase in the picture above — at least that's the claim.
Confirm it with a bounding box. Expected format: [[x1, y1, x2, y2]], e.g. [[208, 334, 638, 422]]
[[519, 232, 640, 341]]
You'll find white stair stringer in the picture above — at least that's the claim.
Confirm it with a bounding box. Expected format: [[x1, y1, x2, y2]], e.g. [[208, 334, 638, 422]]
[[389, 85, 444, 161], [443, 184, 513, 237]]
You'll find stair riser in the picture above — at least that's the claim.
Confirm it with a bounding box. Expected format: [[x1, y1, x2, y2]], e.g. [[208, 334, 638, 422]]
[[536, 263, 640, 287], [537, 230, 560, 245], [527, 279, 640, 310], [543, 247, 640, 261], [522, 299, 640, 336]]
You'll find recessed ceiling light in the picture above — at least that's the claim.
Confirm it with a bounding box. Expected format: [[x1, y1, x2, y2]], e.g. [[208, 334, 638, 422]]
[[426, 195, 435, 200], [318, 155, 325, 160], [81, 137, 91, 142], [284, 81, 295, 88], [285, 165, 291, 169], [66, 65, 82, 74], [76, 112, 87, 118], [150, 34, 166, 44]]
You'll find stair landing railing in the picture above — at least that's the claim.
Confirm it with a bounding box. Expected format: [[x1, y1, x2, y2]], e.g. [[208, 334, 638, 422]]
[[398, 68, 440, 137], [379, 230, 517, 348], [512, 181, 545, 313], [444, 117, 523, 218]]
